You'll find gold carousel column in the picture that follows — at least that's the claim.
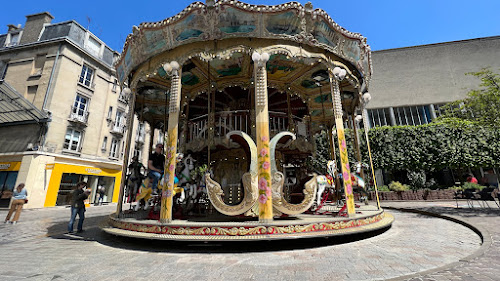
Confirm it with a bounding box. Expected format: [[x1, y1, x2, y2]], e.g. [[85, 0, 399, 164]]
[[252, 51, 273, 223], [160, 61, 182, 223], [329, 67, 356, 217], [116, 87, 134, 215]]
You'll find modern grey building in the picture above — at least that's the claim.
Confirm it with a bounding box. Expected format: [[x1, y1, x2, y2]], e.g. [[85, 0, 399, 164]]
[[366, 36, 500, 127]]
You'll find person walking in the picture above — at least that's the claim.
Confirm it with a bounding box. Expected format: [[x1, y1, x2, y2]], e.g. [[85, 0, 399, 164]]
[[4, 183, 28, 224], [67, 182, 90, 233]]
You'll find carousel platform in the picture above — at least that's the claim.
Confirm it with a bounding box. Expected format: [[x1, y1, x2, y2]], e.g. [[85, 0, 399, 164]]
[[102, 205, 394, 241]]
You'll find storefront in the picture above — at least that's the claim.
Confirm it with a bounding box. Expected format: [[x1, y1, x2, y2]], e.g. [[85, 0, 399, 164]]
[[0, 162, 21, 208], [44, 163, 122, 207]]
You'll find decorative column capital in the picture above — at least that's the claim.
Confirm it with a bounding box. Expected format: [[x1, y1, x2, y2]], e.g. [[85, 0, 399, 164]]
[[330, 66, 347, 81], [163, 61, 181, 77], [252, 52, 270, 67]]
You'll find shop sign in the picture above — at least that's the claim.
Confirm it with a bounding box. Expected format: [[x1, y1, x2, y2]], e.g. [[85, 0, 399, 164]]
[[0, 163, 11, 170], [85, 168, 102, 174], [0, 162, 21, 171]]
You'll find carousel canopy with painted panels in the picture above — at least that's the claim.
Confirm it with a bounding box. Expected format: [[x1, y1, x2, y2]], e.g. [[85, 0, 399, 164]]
[[116, 0, 373, 134]]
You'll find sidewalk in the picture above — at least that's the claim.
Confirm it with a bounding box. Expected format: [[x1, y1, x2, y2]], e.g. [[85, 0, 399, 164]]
[[381, 201, 500, 281], [0, 201, 496, 281]]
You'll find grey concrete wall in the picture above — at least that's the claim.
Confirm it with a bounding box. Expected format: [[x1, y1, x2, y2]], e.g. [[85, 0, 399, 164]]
[[368, 36, 500, 109], [0, 123, 42, 153]]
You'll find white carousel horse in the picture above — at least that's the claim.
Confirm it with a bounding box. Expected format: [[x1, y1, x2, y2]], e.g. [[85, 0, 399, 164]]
[[315, 175, 329, 207]]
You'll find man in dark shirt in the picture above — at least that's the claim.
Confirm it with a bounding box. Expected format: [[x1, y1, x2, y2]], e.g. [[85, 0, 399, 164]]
[[148, 143, 165, 192], [67, 181, 90, 234]]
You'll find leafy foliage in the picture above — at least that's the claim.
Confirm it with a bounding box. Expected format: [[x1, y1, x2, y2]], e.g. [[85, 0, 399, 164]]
[[388, 181, 411, 192], [436, 68, 500, 127]]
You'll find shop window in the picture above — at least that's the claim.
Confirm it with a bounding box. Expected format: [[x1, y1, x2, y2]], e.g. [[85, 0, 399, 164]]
[[0, 171, 18, 208], [56, 173, 116, 206], [110, 138, 119, 158], [64, 128, 82, 151], [79, 64, 94, 87]]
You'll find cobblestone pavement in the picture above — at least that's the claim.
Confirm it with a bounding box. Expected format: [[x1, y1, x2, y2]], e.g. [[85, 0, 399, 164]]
[[0, 202, 486, 281], [381, 201, 500, 281]]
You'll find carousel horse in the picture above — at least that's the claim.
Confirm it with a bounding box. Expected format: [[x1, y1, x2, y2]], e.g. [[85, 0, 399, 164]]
[[134, 176, 155, 211], [315, 175, 329, 207]]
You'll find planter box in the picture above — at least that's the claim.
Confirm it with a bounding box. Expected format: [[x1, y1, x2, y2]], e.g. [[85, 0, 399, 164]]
[[371, 189, 456, 201]]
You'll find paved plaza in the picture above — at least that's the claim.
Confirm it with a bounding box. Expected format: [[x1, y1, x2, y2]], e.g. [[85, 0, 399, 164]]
[[0, 201, 497, 281]]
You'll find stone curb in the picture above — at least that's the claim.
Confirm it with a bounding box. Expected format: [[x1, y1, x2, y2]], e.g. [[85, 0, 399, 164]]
[[382, 206, 492, 281]]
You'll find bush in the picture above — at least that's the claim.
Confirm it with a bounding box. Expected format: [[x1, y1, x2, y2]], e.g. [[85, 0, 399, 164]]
[[378, 185, 390, 192], [388, 181, 411, 192], [461, 182, 485, 191], [448, 186, 463, 191]]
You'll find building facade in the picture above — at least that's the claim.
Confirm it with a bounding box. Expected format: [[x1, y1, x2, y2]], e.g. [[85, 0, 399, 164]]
[[0, 12, 153, 208], [366, 36, 500, 127]]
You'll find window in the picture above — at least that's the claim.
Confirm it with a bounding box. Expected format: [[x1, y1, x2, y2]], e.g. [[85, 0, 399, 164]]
[[85, 36, 101, 57], [115, 110, 124, 126], [107, 106, 113, 120], [110, 138, 119, 158], [64, 128, 82, 151], [368, 108, 391, 127], [393, 105, 432, 126], [101, 136, 108, 151], [133, 145, 142, 160], [112, 79, 118, 92], [72, 95, 88, 116], [433, 104, 446, 118], [7, 33, 19, 46], [79, 64, 94, 87], [32, 54, 46, 76]]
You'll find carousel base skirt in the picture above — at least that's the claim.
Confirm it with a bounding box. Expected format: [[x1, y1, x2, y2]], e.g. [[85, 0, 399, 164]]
[[102, 205, 394, 241]]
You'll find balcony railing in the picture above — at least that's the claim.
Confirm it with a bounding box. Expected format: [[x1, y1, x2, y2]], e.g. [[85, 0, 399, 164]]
[[68, 107, 89, 124], [187, 110, 309, 143], [111, 122, 126, 135]]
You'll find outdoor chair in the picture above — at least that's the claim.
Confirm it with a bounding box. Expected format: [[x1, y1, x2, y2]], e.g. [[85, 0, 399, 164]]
[[477, 187, 500, 208], [462, 188, 480, 208]]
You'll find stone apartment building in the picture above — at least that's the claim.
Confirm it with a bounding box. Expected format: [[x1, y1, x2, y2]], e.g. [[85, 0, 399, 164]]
[[0, 12, 153, 208]]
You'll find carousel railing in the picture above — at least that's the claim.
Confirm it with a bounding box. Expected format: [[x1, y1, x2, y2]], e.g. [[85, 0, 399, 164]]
[[187, 110, 308, 143]]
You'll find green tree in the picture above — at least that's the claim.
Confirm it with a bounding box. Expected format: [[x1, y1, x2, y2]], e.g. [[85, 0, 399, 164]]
[[437, 68, 500, 127]]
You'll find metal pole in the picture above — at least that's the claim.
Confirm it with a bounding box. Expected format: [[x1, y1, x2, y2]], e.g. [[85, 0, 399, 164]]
[[362, 108, 381, 210]]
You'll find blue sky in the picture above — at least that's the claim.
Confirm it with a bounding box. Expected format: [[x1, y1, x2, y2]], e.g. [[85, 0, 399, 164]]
[[2, 0, 499, 52]]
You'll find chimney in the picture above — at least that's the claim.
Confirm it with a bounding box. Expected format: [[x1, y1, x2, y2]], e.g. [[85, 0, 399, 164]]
[[7, 24, 21, 33], [19, 12, 54, 45]]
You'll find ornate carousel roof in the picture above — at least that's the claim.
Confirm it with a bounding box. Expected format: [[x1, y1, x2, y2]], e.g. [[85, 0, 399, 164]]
[[116, 0, 372, 129]]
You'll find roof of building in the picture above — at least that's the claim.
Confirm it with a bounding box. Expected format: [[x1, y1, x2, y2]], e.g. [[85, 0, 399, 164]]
[[0, 80, 49, 126]]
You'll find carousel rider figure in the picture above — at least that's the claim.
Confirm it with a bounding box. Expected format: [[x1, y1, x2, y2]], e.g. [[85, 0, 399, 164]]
[[148, 143, 165, 194]]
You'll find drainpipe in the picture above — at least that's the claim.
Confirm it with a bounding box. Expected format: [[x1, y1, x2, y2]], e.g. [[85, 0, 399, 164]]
[[40, 43, 62, 150]]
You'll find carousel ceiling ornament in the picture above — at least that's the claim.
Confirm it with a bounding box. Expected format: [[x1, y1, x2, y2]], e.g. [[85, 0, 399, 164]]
[[115, 0, 372, 85]]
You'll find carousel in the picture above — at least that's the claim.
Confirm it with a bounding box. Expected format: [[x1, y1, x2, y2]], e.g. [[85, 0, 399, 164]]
[[103, 0, 394, 241]]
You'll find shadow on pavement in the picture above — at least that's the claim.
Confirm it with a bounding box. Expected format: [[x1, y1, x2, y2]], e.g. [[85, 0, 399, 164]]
[[46, 215, 391, 254], [409, 207, 500, 218]]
